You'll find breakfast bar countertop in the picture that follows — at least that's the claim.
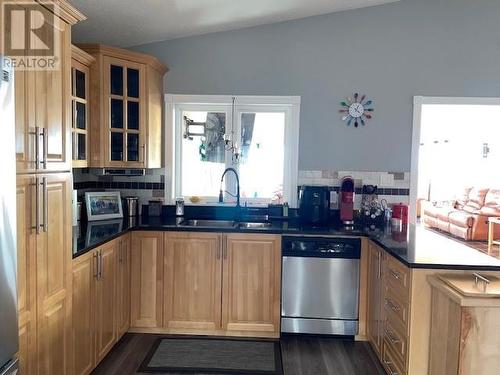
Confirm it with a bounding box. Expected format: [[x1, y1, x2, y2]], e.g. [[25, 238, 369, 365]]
[[72, 216, 500, 271]]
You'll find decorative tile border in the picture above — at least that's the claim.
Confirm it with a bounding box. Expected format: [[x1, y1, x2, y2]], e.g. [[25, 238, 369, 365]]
[[298, 170, 410, 194], [74, 181, 165, 190]]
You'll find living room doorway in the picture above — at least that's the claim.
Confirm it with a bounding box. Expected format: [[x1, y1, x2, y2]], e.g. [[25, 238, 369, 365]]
[[410, 97, 500, 251]]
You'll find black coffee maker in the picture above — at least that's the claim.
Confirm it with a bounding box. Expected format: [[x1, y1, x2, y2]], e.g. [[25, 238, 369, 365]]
[[298, 186, 331, 225]]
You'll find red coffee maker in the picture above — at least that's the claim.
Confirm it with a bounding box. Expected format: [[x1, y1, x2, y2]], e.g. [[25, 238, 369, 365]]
[[392, 203, 409, 225], [340, 177, 355, 225]]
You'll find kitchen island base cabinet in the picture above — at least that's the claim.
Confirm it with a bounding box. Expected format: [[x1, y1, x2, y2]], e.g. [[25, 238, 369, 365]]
[[223, 234, 281, 335], [428, 276, 500, 375], [130, 231, 164, 329], [164, 233, 222, 331]]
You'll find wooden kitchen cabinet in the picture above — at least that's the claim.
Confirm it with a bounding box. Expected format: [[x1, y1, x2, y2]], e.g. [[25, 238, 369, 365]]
[[77, 44, 167, 168], [222, 233, 282, 335], [72, 250, 96, 375], [367, 242, 384, 356], [366, 241, 412, 375], [163, 232, 222, 332], [71, 236, 129, 375], [116, 234, 131, 338], [428, 275, 500, 375], [16, 175, 37, 375], [94, 241, 118, 362], [36, 173, 74, 375], [129, 231, 281, 338], [16, 173, 74, 374], [15, 1, 80, 174], [71, 45, 95, 168], [130, 231, 164, 329]]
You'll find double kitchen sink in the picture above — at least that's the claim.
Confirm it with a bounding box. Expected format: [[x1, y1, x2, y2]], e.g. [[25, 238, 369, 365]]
[[179, 219, 272, 229]]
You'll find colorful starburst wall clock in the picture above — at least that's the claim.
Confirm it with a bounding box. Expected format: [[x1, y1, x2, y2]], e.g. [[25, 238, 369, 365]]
[[339, 93, 374, 127]]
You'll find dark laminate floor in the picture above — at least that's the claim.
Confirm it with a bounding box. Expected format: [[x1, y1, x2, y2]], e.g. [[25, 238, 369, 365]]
[[91, 333, 386, 375]]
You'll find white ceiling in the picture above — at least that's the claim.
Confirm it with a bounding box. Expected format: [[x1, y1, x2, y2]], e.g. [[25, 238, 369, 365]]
[[71, 0, 399, 47]]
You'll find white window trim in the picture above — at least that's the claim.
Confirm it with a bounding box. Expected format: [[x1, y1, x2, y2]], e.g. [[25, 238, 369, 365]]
[[410, 95, 500, 224], [165, 94, 301, 207]]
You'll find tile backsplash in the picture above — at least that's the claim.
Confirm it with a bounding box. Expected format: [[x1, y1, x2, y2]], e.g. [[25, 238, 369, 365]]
[[73, 168, 166, 207], [298, 170, 410, 209], [74, 168, 410, 211]]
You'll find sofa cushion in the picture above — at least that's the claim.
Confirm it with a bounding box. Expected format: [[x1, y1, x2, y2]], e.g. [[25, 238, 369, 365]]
[[449, 223, 471, 241], [448, 211, 474, 228], [479, 189, 500, 216], [462, 205, 482, 214], [455, 187, 473, 209], [436, 208, 456, 221], [465, 188, 489, 210], [424, 205, 440, 218], [424, 205, 454, 219]]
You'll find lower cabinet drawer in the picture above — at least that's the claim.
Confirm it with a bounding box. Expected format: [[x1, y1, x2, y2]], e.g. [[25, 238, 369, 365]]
[[382, 339, 407, 375], [384, 287, 409, 328], [384, 318, 408, 366], [385, 255, 411, 301]]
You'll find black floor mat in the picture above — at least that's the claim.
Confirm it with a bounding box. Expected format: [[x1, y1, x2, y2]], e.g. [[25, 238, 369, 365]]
[[138, 336, 283, 375]]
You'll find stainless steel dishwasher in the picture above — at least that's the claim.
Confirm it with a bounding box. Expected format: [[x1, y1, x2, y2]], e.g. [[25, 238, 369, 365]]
[[281, 235, 360, 336]]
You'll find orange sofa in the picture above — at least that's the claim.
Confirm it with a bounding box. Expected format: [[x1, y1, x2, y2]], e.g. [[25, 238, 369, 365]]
[[423, 188, 500, 241]]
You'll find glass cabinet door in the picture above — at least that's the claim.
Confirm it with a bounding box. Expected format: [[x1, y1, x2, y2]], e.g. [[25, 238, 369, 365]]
[[106, 58, 145, 165], [71, 60, 89, 167]]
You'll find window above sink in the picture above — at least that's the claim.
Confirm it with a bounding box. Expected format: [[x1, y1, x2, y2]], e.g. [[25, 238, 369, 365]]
[[165, 95, 301, 207]]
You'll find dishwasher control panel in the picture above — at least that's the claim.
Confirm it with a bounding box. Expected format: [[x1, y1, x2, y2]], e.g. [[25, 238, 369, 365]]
[[282, 236, 361, 258]]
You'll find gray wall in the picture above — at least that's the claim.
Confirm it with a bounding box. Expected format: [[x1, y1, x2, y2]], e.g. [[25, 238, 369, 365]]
[[132, 0, 500, 172]]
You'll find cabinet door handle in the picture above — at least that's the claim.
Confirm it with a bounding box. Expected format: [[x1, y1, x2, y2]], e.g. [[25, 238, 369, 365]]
[[385, 298, 401, 313], [119, 241, 123, 263], [29, 127, 40, 169], [216, 236, 221, 260], [72, 132, 77, 160], [31, 177, 41, 234], [41, 128, 48, 169], [383, 360, 399, 375], [93, 252, 99, 279], [377, 251, 382, 279], [142, 144, 146, 165], [42, 177, 48, 232], [223, 235, 227, 259], [98, 251, 103, 280], [390, 269, 401, 280], [385, 328, 401, 344]]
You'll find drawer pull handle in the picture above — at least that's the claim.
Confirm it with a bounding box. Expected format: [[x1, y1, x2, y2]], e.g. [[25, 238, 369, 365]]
[[385, 329, 401, 344], [385, 298, 401, 313], [390, 269, 401, 280], [473, 272, 490, 292], [383, 360, 400, 375]]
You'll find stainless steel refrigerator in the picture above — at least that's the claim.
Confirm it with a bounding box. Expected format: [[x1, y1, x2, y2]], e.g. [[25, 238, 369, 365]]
[[0, 56, 19, 375]]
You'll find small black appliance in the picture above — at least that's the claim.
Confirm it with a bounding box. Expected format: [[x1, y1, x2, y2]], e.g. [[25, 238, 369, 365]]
[[298, 186, 330, 225]]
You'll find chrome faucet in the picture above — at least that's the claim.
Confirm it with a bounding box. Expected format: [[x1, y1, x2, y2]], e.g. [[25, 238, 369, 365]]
[[219, 168, 240, 207]]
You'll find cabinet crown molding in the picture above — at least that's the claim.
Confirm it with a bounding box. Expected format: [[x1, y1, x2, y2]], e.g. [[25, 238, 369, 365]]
[[71, 44, 95, 65], [77, 44, 169, 75], [37, 0, 86, 25]]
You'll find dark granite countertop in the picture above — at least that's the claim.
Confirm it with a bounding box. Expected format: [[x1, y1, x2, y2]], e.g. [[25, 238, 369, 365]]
[[72, 217, 500, 271]]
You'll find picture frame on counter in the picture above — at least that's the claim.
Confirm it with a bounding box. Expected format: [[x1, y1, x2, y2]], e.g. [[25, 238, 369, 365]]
[[85, 191, 123, 221]]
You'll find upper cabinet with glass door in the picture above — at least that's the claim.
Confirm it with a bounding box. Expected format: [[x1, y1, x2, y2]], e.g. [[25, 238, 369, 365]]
[[71, 45, 95, 168], [78, 44, 168, 168]]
